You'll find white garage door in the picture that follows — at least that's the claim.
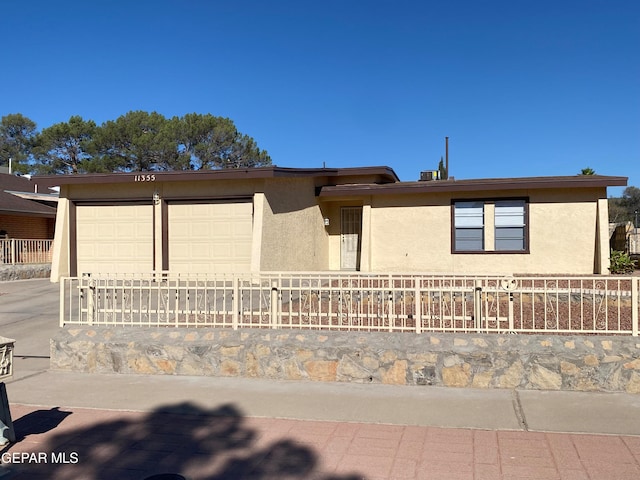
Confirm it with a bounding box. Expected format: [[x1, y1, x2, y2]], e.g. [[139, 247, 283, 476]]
[[76, 204, 153, 275], [168, 201, 253, 274]]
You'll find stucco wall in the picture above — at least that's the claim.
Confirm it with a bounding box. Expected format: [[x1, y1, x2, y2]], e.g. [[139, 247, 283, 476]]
[[364, 188, 607, 274], [50, 327, 640, 393], [50, 177, 333, 279], [50, 193, 70, 280], [260, 178, 329, 270], [49, 177, 610, 279]]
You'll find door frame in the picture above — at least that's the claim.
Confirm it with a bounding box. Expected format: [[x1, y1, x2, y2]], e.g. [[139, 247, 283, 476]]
[[340, 206, 362, 271]]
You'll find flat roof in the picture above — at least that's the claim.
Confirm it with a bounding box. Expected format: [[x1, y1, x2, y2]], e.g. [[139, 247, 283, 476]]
[[319, 175, 628, 197], [33, 166, 400, 187], [32, 167, 628, 197]]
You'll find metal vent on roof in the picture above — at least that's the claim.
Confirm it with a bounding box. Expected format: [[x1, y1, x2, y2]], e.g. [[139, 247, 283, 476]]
[[419, 170, 440, 181]]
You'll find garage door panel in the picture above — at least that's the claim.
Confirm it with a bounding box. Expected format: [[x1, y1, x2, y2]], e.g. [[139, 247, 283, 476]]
[[234, 223, 252, 236], [76, 204, 153, 275], [169, 201, 252, 274]]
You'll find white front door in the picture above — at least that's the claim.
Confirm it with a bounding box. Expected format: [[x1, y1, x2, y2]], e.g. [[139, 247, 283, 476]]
[[341, 207, 362, 270]]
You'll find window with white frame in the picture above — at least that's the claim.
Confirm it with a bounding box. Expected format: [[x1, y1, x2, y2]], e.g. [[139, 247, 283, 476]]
[[494, 200, 526, 251], [453, 201, 484, 251]]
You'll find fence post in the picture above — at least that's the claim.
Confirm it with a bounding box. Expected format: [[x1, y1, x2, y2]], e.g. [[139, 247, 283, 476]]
[[232, 276, 239, 330], [10, 240, 15, 265], [414, 284, 422, 334], [473, 279, 482, 331], [86, 277, 95, 326], [270, 279, 279, 329], [59, 278, 66, 327], [633, 278, 638, 337], [508, 292, 514, 332]]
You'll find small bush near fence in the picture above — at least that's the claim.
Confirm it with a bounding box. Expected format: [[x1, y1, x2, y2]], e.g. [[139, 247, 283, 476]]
[[610, 250, 637, 275]]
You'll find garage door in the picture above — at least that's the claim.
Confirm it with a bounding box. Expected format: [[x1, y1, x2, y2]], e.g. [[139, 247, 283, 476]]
[[168, 200, 253, 274], [76, 204, 153, 275]]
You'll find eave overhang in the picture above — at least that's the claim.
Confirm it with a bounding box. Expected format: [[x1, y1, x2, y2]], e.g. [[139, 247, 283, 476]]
[[319, 175, 628, 198], [33, 166, 400, 188]]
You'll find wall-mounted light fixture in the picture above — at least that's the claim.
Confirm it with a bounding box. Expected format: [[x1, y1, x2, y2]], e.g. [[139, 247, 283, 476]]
[[324, 218, 330, 227], [153, 191, 161, 205]]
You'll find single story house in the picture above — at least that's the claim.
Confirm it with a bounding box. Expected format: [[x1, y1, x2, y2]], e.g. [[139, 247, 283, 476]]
[[34, 166, 626, 280], [0, 172, 57, 240]]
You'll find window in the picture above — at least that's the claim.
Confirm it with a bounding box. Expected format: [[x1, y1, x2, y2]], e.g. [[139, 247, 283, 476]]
[[495, 200, 526, 251], [453, 198, 528, 253], [454, 201, 484, 251]]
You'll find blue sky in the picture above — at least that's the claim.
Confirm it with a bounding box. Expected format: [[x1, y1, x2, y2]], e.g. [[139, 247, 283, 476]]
[[2, 0, 638, 196]]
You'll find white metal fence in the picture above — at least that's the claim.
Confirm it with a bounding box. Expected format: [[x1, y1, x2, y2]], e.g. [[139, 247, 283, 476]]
[[0, 239, 53, 265], [59, 272, 640, 336]]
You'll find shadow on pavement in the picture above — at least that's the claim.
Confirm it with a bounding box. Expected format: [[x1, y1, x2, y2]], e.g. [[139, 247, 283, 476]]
[[12, 407, 72, 440], [3, 402, 363, 480]]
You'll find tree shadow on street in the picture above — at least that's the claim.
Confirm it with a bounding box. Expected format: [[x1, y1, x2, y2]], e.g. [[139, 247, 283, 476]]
[[11, 407, 72, 439], [3, 402, 364, 480]]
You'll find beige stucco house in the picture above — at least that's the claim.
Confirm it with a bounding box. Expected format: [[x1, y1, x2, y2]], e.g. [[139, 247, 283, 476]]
[[34, 166, 626, 280]]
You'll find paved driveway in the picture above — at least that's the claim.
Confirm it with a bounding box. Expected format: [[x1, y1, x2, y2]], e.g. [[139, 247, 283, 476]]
[[0, 278, 60, 379]]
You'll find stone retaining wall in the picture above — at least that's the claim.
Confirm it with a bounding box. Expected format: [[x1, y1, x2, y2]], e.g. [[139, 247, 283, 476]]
[[50, 327, 640, 393], [0, 264, 51, 281]]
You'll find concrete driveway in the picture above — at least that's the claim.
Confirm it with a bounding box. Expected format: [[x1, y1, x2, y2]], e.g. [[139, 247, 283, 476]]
[[0, 278, 60, 379]]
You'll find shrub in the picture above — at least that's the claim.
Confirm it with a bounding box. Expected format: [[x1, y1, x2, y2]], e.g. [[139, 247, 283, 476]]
[[609, 249, 637, 274]]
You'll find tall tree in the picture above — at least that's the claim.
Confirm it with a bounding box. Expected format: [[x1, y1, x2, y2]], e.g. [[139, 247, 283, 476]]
[[622, 186, 640, 220], [1, 110, 272, 174], [0, 113, 37, 172], [608, 186, 640, 225], [31, 116, 97, 174], [438, 156, 448, 180], [608, 197, 630, 224], [172, 113, 271, 170], [93, 111, 178, 171]]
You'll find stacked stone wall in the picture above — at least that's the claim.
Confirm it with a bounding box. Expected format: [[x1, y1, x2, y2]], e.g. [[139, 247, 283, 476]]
[[0, 264, 51, 281], [50, 327, 640, 393]]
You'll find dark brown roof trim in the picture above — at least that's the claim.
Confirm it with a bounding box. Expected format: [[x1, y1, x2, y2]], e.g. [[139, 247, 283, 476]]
[[0, 190, 58, 216], [0, 208, 56, 218], [319, 175, 628, 197], [33, 166, 400, 187]]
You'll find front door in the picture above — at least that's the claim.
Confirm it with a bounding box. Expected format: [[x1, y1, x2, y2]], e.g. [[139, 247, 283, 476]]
[[341, 207, 362, 270]]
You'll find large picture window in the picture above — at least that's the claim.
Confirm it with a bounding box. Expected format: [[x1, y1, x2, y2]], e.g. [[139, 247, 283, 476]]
[[453, 201, 484, 251]]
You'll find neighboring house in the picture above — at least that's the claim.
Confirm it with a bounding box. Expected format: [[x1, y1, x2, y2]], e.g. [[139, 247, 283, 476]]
[[0, 172, 57, 241], [34, 166, 626, 280]]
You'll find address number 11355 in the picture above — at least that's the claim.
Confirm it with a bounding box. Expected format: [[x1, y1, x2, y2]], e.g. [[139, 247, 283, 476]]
[[134, 174, 156, 182]]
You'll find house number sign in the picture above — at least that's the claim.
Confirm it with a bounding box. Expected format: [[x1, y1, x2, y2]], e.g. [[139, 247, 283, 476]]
[[133, 174, 156, 182]]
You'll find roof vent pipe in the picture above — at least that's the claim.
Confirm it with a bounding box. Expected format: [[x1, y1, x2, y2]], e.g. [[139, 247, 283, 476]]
[[445, 137, 449, 179]]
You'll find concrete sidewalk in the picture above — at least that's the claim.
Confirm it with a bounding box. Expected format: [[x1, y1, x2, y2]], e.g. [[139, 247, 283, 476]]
[[1, 369, 640, 479], [5, 370, 640, 436]]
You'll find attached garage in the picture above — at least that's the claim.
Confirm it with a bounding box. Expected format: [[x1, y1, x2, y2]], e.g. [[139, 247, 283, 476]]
[[75, 203, 153, 275], [167, 200, 253, 274]]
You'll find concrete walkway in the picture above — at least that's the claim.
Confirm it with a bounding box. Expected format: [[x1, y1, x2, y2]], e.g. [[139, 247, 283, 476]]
[[1, 370, 640, 479], [1, 279, 640, 478]]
